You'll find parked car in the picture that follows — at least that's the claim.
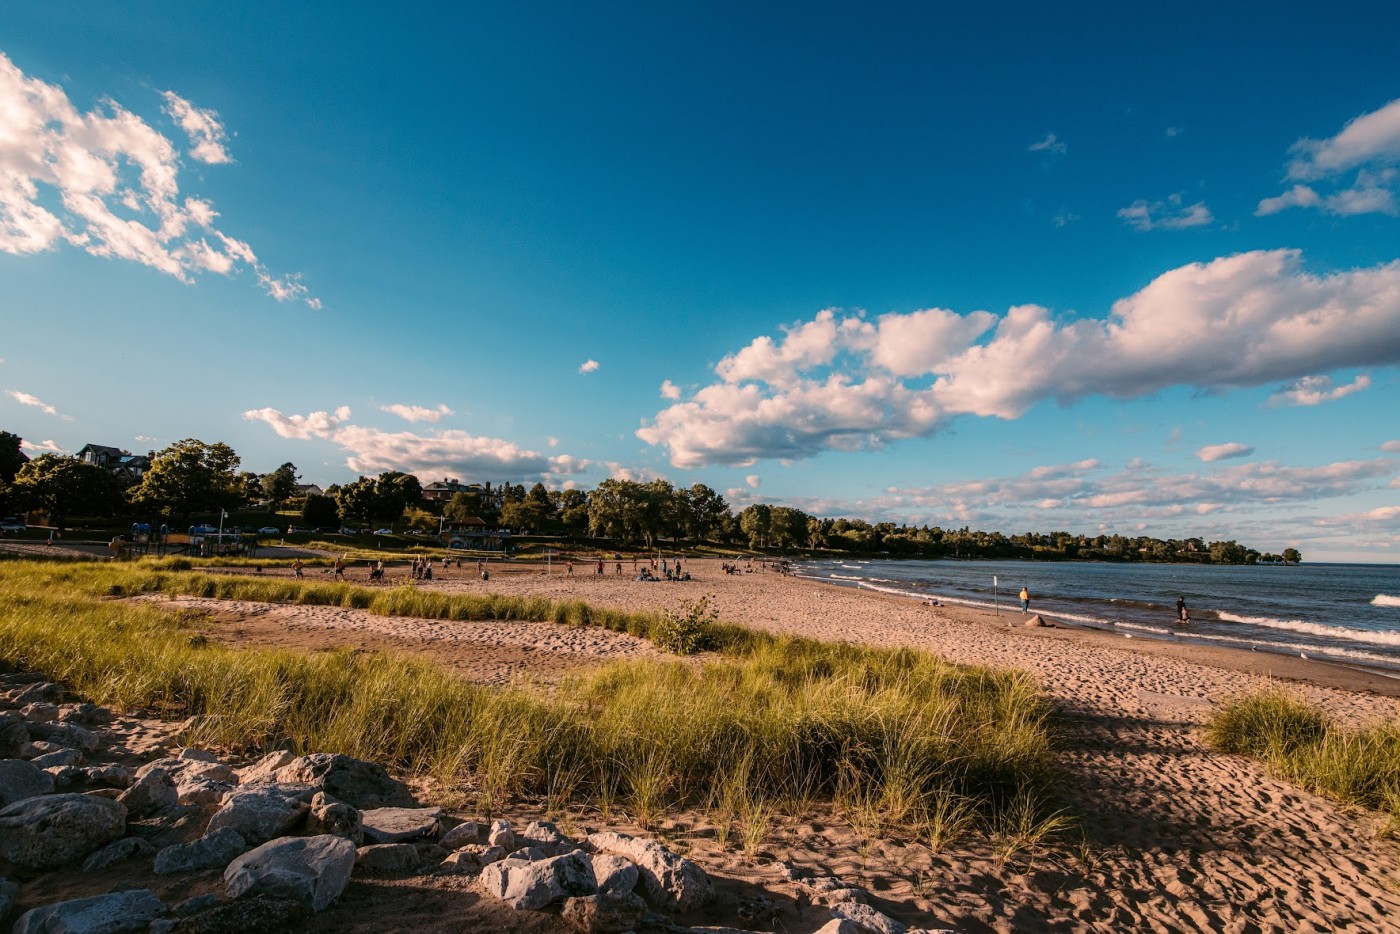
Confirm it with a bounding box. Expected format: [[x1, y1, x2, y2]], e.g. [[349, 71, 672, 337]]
[[373, 528, 394, 535], [0, 517, 25, 532], [257, 526, 280, 535], [338, 528, 359, 536], [286, 526, 308, 535]]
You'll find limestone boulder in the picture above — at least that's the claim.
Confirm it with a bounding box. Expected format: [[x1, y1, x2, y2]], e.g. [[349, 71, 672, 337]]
[[117, 768, 178, 818], [438, 819, 480, 850], [12, 889, 164, 934], [0, 793, 127, 869], [271, 753, 413, 809], [591, 853, 639, 897], [305, 791, 362, 844], [27, 721, 99, 753], [0, 712, 29, 758], [360, 806, 443, 844], [19, 703, 59, 723], [0, 758, 54, 806], [205, 784, 313, 845], [224, 834, 357, 913], [355, 843, 421, 873], [586, 831, 712, 911], [437, 843, 506, 875], [29, 747, 83, 769], [486, 817, 514, 850], [154, 827, 250, 875], [829, 903, 907, 934], [561, 892, 648, 933], [81, 836, 157, 872], [479, 850, 596, 910], [237, 749, 295, 784]]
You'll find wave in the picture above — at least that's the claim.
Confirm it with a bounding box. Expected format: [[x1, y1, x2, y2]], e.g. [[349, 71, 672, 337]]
[[1216, 611, 1400, 648], [1373, 594, 1400, 608]]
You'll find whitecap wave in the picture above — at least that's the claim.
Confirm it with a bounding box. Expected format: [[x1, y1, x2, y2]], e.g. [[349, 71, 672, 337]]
[[1373, 594, 1400, 608], [1216, 611, 1400, 647]]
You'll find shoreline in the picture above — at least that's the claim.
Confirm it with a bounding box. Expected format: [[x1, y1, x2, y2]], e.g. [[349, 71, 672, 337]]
[[802, 570, 1400, 699]]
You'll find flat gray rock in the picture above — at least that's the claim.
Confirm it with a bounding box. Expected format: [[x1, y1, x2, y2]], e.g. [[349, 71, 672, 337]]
[[0, 793, 127, 869], [224, 834, 357, 913], [81, 836, 157, 873], [12, 888, 164, 934], [0, 758, 55, 806], [155, 827, 249, 874], [355, 843, 421, 873], [360, 806, 443, 844]]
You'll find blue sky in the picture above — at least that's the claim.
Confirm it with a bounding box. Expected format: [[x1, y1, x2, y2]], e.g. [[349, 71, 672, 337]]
[[2, 2, 1399, 562]]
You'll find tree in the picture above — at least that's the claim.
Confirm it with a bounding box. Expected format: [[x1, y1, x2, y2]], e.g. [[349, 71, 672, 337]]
[[375, 472, 422, 522], [335, 477, 379, 527], [681, 483, 728, 541], [261, 462, 300, 507], [1282, 547, 1302, 564], [500, 498, 550, 532], [738, 504, 772, 549], [10, 455, 125, 530], [443, 491, 484, 523], [0, 431, 28, 484], [302, 494, 340, 529], [128, 440, 242, 519]]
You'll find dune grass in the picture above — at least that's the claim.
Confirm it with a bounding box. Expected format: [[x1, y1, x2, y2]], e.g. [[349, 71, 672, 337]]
[[0, 558, 1057, 836], [1206, 689, 1400, 820]]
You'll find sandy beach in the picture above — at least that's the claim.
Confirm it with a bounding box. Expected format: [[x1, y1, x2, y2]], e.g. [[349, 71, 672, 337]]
[[150, 556, 1400, 932]]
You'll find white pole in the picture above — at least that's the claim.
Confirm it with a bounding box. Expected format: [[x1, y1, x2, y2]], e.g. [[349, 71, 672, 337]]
[[994, 574, 999, 616]]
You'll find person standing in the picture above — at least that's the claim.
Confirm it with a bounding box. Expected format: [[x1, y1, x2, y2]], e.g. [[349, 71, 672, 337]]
[[292, 559, 304, 580], [1177, 596, 1188, 623], [1019, 586, 1030, 613]]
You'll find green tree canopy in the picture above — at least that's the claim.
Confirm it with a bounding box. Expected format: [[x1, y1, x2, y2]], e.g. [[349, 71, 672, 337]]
[[129, 439, 243, 519], [261, 462, 300, 507], [375, 471, 423, 521], [302, 493, 340, 529], [335, 476, 379, 526], [0, 431, 28, 484], [10, 454, 125, 530]]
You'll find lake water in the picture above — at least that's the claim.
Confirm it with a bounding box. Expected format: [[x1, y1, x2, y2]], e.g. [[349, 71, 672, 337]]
[[790, 557, 1400, 673]]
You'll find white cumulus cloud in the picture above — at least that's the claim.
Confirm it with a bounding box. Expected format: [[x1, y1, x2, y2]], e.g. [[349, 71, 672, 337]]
[[1381, 440, 1400, 453], [0, 52, 317, 306], [20, 438, 64, 453], [638, 250, 1400, 468], [1196, 442, 1254, 463], [660, 380, 681, 400], [1259, 98, 1400, 217], [579, 359, 600, 374], [379, 403, 454, 423], [746, 475, 761, 489], [244, 406, 581, 481]]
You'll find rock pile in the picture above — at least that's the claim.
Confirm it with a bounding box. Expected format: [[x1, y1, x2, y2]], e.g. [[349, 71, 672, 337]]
[[0, 669, 950, 933]]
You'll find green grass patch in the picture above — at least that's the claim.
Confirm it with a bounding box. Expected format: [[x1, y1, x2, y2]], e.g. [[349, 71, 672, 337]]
[[1207, 689, 1400, 817], [0, 559, 1057, 834]]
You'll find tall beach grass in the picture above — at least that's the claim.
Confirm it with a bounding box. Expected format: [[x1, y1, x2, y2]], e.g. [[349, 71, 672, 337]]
[[0, 559, 1057, 834]]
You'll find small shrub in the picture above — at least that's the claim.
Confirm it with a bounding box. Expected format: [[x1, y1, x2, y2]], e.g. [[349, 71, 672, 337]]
[[654, 594, 718, 655]]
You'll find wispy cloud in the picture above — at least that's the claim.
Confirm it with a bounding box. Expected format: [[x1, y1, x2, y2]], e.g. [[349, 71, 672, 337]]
[[1052, 209, 1080, 228], [379, 403, 454, 423], [1267, 374, 1371, 407], [20, 438, 64, 454], [243, 406, 588, 480], [579, 359, 600, 374], [1381, 440, 1400, 453], [1117, 193, 1213, 231], [1196, 442, 1254, 463], [638, 250, 1400, 468], [161, 91, 232, 165], [1028, 133, 1067, 156], [0, 51, 317, 307], [605, 462, 665, 482], [1258, 97, 1400, 217], [5, 389, 71, 420]]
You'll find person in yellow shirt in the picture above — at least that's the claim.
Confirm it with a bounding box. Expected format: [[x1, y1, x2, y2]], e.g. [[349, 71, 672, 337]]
[[1019, 586, 1030, 613]]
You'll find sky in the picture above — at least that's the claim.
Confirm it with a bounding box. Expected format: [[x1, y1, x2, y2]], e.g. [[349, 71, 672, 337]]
[[2, 2, 1399, 562]]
